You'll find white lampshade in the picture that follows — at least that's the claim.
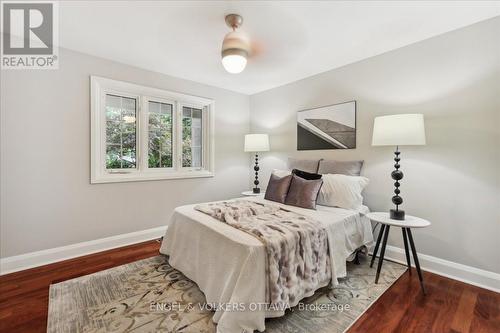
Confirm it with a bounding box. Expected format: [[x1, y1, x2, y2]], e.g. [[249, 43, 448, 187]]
[[372, 114, 426, 146], [244, 134, 270, 152]]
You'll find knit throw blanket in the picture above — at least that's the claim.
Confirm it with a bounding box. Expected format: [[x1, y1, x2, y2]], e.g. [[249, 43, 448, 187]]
[[194, 200, 331, 307]]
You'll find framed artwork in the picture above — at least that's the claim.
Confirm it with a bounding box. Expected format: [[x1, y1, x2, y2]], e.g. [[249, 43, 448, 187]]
[[297, 101, 356, 150]]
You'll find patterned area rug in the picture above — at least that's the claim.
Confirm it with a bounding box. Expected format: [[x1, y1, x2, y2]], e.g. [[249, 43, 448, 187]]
[[48, 255, 406, 333]]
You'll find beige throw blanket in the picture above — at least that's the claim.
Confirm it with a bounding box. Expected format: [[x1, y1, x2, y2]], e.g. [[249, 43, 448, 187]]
[[195, 200, 331, 307]]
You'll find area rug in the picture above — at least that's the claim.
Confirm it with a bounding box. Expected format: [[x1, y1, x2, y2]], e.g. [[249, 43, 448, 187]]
[[47, 255, 406, 333]]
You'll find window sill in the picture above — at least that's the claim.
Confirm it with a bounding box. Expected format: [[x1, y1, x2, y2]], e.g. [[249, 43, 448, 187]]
[[91, 170, 214, 184]]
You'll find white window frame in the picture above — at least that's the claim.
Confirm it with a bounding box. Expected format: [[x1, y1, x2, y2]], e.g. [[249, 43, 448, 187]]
[[178, 102, 207, 171], [143, 96, 177, 173], [91, 76, 215, 184]]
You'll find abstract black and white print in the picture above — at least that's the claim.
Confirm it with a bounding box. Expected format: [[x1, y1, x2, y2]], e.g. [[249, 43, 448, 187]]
[[297, 101, 356, 150]]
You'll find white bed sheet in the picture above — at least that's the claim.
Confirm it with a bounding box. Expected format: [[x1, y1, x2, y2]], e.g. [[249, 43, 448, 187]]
[[159, 197, 373, 333]]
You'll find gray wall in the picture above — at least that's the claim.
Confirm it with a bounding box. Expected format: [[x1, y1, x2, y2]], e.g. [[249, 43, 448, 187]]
[[2, 18, 499, 275], [1, 48, 250, 257], [250, 18, 500, 273]]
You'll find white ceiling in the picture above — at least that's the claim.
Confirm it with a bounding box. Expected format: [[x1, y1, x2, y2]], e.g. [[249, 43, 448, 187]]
[[59, 1, 500, 95]]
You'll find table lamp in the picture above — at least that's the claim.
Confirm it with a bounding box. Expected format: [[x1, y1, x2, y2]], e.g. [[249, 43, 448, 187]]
[[372, 114, 426, 220], [244, 134, 270, 193]]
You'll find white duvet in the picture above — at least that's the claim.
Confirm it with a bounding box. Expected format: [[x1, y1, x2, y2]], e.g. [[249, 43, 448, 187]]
[[159, 196, 373, 333]]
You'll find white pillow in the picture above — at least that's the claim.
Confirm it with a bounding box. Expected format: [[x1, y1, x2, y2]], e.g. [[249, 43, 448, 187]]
[[317, 174, 369, 210], [272, 169, 292, 177]]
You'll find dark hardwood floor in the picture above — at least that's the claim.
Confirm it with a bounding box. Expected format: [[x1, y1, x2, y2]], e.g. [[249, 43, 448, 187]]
[[0, 240, 162, 333], [0, 240, 498, 333]]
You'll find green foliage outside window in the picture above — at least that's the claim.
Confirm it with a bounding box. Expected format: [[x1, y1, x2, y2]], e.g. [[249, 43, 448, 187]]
[[148, 109, 173, 168], [182, 117, 193, 167], [104, 99, 199, 170], [105, 95, 136, 169]]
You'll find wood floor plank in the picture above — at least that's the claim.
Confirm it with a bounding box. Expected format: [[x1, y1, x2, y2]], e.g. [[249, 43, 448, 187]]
[[391, 271, 437, 333], [450, 288, 478, 333], [1, 241, 499, 333], [430, 278, 462, 333], [469, 289, 500, 333], [348, 266, 419, 332]]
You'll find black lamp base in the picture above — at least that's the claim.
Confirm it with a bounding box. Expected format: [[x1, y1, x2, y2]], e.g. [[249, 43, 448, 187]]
[[390, 146, 405, 221], [390, 209, 405, 220], [253, 153, 260, 194]]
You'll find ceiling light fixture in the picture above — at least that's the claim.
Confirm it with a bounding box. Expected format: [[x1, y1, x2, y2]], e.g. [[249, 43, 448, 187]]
[[221, 14, 249, 74]]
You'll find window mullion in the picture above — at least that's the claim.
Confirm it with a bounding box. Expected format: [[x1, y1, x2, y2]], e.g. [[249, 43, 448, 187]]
[[100, 91, 107, 176], [175, 102, 182, 171], [203, 105, 208, 169], [139, 97, 147, 172], [119, 97, 124, 169]]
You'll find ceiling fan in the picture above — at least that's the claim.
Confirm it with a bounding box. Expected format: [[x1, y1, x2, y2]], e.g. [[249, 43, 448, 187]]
[[221, 14, 250, 74]]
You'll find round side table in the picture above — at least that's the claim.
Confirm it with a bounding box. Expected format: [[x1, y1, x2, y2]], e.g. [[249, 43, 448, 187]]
[[366, 212, 431, 294]]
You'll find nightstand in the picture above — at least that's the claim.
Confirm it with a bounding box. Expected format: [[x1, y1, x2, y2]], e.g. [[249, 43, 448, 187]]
[[241, 190, 264, 196], [366, 212, 431, 294]]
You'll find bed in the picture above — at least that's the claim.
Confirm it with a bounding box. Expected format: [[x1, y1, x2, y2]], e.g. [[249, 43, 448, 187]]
[[159, 195, 373, 333]]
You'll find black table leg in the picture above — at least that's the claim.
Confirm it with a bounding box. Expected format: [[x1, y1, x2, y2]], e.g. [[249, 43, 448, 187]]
[[402, 228, 412, 275], [407, 228, 426, 294], [370, 224, 386, 268], [375, 225, 390, 284]]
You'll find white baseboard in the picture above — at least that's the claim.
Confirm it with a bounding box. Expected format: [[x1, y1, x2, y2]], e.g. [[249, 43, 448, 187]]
[[381, 245, 500, 293], [0, 226, 167, 275], [2, 228, 499, 293]]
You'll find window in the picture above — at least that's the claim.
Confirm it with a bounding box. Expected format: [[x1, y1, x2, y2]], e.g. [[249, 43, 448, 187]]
[[91, 76, 214, 183], [148, 101, 173, 169], [182, 106, 203, 168], [105, 94, 138, 170]]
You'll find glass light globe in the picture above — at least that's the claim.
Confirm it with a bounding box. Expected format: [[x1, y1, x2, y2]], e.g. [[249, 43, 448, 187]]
[[222, 54, 247, 74]]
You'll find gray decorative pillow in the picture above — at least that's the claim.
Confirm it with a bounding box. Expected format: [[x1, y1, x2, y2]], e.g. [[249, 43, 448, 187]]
[[265, 174, 292, 204], [285, 175, 323, 209], [317, 160, 364, 176], [287, 158, 321, 173]]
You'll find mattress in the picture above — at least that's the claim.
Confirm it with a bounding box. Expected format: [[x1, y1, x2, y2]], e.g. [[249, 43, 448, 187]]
[[159, 196, 373, 333]]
